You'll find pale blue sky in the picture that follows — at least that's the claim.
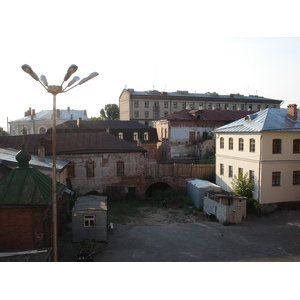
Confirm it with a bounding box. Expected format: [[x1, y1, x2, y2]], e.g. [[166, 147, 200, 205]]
[[1, 0, 300, 130]]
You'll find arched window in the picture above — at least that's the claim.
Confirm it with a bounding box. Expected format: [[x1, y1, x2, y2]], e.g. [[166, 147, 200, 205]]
[[144, 132, 149, 141], [220, 137, 224, 149], [118, 132, 123, 139], [39, 126, 47, 134], [239, 138, 244, 151], [133, 132, 138, 141], [250, 138, 255, 152]]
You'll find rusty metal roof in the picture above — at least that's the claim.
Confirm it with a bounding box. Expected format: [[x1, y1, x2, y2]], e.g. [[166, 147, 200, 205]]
[[156, 109, 258, 122], [0, 132, 147, 155]]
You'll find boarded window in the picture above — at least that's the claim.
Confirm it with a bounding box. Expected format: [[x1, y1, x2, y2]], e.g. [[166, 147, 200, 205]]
[[67, 164, 75, 178], [86, 163, 95, 178], [117, 161, 124, 176]]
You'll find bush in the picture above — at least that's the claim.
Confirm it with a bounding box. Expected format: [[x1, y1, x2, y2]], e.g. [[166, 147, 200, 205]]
[[231, 172, 254, 200]]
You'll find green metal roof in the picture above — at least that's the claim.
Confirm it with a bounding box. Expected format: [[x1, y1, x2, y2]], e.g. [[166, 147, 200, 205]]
[[0, 146, 66, 207]]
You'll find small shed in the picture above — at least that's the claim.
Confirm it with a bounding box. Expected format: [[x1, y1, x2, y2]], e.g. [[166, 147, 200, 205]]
[[72, 195, 107, 242], [187, 179, 221, 209]]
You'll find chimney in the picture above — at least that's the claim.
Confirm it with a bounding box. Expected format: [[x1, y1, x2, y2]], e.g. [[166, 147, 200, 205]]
[[32, 109, 36, 116], [38, 146, 45, 161], [67, 106, 70, 111], [77, 117, 82, 128], [287, 104, 298, 121]]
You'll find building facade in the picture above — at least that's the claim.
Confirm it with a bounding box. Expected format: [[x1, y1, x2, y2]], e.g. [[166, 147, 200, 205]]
[[8, 107, 88, 135], [153, 109, 258, 162], [214, 104, 300, 209], [119, 88, 283, 126]]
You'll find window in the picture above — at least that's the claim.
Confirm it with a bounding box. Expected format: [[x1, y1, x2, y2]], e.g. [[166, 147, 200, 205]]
[[293, 139, 300, 153], [229, 166, 233, 178], [134, 101, 139, 108], [118, 132, 123, 139], [182, 102, 186, 109], [238, 168, 243, 177], [220, 137, 224, 149], [39, 126, 47, 134], [248, 104, 252, 110], [208, 103, 212, 109], [229, 137, 233, 150], [164, 111, 168, 116], [293, 171, 300, 185], [272, 172, 281, 186], [220, 164, 224, 175], [133, 132, 138, 141], [190, 102, 195, 109], [225, 104, 229, 110], [257, 105, 261, 110], [145, 101, 149, 108], [238, 138, 244, 151], [250, 138, 255, 152], [233, 104, 236, 110], [272, 139, 281, 154], [84, 215, 95, 227], [117, 161, 125, 176], [144, 152, 148, 159], [164, 101, 168, 108], [145, 111, 149, 118], [249, 170, 255, 183], [241, 104, 244, 110], [174, 102, 177, 109], [199, 103, 203, 109], [67, 164, 75, 178], [154, 101, 159, 107], [153, 111, 159, 118], [144, 132, 149, 141], [134, 111, 139, 118], [86, 162, 95, 178], [22, 126, 28, 135]]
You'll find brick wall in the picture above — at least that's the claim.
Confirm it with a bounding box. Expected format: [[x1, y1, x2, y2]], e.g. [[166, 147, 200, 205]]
[[0, 207, 51, 251]]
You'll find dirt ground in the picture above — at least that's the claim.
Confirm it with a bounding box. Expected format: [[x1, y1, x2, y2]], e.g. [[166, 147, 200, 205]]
[[120, 206, 208, 226]]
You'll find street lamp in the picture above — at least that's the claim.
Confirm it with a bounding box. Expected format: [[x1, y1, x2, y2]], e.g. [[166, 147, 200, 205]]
[[21, 64, 98, 262]]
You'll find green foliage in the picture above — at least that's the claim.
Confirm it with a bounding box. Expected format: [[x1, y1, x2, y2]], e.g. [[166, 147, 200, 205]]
[[100, 104, 119, 120], [231, 172, 254, 200], [0, 127, 9, 136]]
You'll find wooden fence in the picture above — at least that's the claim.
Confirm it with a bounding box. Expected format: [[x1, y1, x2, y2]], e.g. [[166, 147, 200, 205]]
[[144, 163, 215, 179]]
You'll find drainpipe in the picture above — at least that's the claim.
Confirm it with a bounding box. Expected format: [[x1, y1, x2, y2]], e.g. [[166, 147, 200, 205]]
[[258, 134, 262, 203]]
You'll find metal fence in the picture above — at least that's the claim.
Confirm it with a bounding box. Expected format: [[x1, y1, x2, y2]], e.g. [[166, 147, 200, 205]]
[[145, 163, 215, 179]]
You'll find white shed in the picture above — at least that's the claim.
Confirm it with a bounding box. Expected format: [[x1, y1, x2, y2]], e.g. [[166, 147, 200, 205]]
[[72, 195, 107, 242], [187, 179, 221, 209]]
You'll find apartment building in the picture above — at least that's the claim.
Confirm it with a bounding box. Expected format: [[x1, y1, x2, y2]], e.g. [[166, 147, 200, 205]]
[[214, 104, 300, 210], [119, 88, 283, 126]]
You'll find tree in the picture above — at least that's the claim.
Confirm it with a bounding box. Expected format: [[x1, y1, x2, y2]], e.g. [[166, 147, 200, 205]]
[[99, 104, 119, 120], [231, 172, 254, 200], [0, 127, 9, 136]]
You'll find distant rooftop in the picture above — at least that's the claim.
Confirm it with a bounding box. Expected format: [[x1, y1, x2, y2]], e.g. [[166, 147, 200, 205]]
[[124, 89, 283, 102], [11, 107, 88, 122]]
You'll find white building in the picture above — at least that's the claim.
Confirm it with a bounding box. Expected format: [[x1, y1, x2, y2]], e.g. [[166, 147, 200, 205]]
[[214, 104, 300, 210]]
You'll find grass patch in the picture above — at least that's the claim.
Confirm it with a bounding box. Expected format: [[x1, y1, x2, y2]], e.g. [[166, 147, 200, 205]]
[[107, 189, 196, 224]]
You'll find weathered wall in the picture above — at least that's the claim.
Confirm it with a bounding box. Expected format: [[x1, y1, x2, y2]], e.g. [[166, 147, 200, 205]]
[[59, 152, 146, 196]]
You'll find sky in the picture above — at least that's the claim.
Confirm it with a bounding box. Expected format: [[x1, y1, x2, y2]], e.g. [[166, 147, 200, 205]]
[[1, 0, 300, 131]]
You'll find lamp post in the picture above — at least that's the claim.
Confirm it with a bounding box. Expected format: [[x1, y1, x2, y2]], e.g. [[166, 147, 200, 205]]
[[21, 64, 98, 262]]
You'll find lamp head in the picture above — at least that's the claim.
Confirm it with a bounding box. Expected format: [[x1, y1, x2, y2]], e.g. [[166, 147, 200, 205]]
[[64, 64, 78, 82], [21, 64, 39, 81], [79, 72, 99, 85]]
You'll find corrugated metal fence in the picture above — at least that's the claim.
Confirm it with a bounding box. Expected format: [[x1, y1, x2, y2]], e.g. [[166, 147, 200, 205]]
[[145, 163, 215, 179]]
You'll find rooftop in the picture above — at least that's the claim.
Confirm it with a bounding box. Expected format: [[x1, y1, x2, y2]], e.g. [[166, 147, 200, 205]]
[[214, 107, 300, 133]]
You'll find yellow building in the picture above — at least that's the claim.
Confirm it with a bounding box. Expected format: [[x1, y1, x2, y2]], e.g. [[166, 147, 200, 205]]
[[8, 107, 88, 135], [119, 88, 283, 126], [214, 104, 300, 211]]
